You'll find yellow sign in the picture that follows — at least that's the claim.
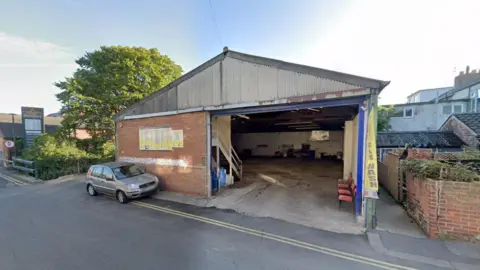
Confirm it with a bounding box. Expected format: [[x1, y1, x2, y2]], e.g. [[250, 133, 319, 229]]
[[171, 130, 184, 148], [364, 108, 379, 198]]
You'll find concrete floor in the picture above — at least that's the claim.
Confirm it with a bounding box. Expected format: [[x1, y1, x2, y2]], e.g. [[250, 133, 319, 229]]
[[375, 186, 425, 238], [209, 158, 364, 234]]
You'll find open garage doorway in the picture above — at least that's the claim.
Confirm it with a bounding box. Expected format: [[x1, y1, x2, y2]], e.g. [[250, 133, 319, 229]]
[[210, 102, 364, 234]]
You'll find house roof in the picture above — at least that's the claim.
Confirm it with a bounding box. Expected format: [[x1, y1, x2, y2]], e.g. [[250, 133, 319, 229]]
[[451, 113, 480, 134], [377, 131, 465, 148], [382, 98, 470, 108], [406, 86, 453, 99], [0, 123, 59, 138], [437, 77, 480, 101]]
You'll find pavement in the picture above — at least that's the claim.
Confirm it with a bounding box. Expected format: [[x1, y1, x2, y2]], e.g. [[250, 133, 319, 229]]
[[0, 171, 478, 269]]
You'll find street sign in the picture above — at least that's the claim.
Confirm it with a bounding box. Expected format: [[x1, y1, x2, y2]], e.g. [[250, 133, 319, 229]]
[[4, 140, 15, 148], [21, 107, 44, 148]]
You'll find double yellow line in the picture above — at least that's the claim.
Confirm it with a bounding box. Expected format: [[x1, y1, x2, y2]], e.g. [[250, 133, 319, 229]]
[[0, 172, 28, 186], [132, 201, 416, 270]]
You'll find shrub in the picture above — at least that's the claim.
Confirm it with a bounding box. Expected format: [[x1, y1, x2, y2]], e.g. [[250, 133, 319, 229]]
[[21, 134, 115, 180], [402, 158, 480, 182], [22, 134, 90, 160]]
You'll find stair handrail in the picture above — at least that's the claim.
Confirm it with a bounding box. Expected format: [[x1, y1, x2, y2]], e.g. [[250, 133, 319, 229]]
[[213, 124, 242, 181]]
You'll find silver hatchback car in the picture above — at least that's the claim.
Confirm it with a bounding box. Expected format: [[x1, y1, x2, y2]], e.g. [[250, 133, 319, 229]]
[[85, 162, 159, 204]]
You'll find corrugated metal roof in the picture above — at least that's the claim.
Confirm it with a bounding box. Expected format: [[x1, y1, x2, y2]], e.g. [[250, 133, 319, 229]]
[[377, 131, 464, 148], [115, 49, 389, 120]]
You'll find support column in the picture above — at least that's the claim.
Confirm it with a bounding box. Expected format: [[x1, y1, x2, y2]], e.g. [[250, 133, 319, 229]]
[[365, 90, 379, 230], [356, 104, 365, 216]]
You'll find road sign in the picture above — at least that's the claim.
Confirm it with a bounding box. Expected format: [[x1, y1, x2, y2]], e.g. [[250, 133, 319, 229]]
[[4, 140, 15, 148]]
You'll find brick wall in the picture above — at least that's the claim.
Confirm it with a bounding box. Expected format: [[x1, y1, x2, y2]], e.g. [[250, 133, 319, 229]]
[[116, 112, 208, 197], [406, 175, 480, 241]]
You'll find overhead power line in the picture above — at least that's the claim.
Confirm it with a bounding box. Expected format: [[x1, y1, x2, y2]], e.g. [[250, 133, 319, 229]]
[[208, 0, 223, 48]]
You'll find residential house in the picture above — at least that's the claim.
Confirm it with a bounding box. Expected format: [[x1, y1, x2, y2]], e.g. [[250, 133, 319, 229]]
[[406, 86, 453, 103], [388, 66, 480, 132]]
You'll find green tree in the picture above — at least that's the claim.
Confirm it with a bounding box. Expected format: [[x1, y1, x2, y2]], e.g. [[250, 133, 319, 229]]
[[377, 105, 395, 132], [55, 46, 182, 142]]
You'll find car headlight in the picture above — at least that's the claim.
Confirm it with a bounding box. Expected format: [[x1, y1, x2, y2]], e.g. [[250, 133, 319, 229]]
[[129, 184, 140, 190]]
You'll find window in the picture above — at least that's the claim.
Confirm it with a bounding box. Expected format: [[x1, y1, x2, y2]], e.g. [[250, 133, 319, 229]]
[[442, 104, 463, 115], [471, 89, 480, 112], [453, 104, 463, 113], [92, 167, 103, 178], [391, 107, 414, 118], [442, 105, 452, 115], [113, 165, 145, 180], [102, 168, 114, 180], [404, 108, 413, 117]]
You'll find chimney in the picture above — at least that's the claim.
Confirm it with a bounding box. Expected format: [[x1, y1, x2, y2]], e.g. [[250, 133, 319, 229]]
[[454, 66, 480, 89]]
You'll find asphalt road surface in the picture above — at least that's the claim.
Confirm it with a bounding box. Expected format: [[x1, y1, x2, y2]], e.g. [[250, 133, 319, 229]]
[[0, 178, 443, 270]]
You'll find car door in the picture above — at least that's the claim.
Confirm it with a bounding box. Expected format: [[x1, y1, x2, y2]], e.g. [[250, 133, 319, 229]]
[[90, 166, 105, 192], [101, 167, 116, 195]]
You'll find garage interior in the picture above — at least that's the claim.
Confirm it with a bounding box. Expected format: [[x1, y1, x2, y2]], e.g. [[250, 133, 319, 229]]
[[210, 104, 364, 234]]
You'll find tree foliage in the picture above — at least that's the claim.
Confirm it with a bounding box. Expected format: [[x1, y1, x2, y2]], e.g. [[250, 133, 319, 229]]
[[377, 105, 395, 132], [22, 134, 90, 160], [55, 46, 182, 142]]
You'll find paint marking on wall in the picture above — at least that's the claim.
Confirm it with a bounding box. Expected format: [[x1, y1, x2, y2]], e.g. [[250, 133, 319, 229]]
[[119, 156, 188, 168]]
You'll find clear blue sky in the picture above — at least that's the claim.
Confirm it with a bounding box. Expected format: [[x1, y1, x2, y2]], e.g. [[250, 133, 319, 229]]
[[1, 0, 479, 114]]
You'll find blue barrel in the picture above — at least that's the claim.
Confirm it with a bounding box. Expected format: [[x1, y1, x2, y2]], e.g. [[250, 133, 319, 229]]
[[211, 170, 218, 191], [309, 150, 316, 160], [219, 168, 227, 187]]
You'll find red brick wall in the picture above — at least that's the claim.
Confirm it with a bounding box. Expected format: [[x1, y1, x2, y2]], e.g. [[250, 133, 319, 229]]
[[407, 175, 480, 240], [116, 112, 208, 197]]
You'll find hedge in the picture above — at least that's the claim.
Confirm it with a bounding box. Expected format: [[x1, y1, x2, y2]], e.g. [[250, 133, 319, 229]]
[[402, 158, 480, 182]]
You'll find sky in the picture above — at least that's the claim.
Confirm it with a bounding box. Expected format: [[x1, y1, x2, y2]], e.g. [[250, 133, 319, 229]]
[[1, 0, 480, 115]]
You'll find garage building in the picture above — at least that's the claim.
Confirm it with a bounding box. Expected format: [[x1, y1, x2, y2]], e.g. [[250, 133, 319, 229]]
[[115, 48, 389, 232]]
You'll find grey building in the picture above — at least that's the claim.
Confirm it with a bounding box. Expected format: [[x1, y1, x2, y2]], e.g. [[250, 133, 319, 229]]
[[406, 87, 453, 103], [388, 67, 480, 132]]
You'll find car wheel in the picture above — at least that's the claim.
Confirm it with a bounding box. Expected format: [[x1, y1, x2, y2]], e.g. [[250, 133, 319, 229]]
[[87, 184, 97, 196], [116, 191, 128, 204]]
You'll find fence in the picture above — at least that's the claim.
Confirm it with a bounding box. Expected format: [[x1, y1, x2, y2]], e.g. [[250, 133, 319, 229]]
[[11, 158, 38, 179], [378, 153, 402, 201], [378, 148, 477, 203]]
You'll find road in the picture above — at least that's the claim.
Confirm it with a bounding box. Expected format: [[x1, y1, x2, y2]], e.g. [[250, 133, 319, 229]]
[[0, 177, 444, 270]]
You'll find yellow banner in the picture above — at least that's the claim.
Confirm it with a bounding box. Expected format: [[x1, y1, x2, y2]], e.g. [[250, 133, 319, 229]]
[[364, 108, 379, 198]]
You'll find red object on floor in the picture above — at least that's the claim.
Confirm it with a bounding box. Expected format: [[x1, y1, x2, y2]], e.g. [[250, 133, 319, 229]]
[[338, 184, 356, 210], [338, 177, 353, 189], [338, 189, 352, 196]]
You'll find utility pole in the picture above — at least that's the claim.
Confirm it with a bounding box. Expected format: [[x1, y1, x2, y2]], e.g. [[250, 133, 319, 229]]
[[10, 113, 17, 157]]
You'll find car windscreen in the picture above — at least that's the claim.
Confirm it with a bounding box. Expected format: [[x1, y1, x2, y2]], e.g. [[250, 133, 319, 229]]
[[112, 165, 144, 180]]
